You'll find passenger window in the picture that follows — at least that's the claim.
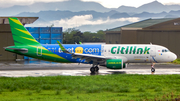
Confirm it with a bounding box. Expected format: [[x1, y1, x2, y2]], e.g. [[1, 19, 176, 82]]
[[162, 50, 164, 52]]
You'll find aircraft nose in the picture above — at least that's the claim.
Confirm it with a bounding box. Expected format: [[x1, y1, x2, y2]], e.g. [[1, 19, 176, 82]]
[[171, 53, 177, 62]]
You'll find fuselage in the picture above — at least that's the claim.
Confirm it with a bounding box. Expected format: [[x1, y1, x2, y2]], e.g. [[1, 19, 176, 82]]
[[39, 44, 177, 64]]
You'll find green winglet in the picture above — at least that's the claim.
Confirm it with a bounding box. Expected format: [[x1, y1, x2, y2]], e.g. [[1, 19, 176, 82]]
[[57, 41, 71, 54], [79, 41, 82, 44], [57, 41, 65, 51]]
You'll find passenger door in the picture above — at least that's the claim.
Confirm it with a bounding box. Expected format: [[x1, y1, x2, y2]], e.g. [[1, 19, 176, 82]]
[[37, 46, 42, 56], [150, 46, 156, 57]]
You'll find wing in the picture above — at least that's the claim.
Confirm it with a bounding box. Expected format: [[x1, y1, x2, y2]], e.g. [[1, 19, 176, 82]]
[[57, 41, 128, 64], [71, 53, 109, 63], [72, 52, 128, 64]]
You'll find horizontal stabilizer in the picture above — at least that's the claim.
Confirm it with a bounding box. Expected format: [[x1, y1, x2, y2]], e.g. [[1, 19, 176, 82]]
[[4, 47, 28, 53]]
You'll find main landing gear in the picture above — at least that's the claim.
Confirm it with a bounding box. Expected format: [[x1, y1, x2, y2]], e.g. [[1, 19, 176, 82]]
[[90, 65, 99, 74], [151, 63, 155, 72]]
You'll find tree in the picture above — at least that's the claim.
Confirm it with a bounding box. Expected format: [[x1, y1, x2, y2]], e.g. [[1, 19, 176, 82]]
[[63, 28, 82, 44], [63, 29, 106, 44], [96, 30, 105, 42]]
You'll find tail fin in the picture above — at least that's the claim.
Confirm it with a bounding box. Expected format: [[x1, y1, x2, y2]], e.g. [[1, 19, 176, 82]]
[[8, 17, 40, 46]]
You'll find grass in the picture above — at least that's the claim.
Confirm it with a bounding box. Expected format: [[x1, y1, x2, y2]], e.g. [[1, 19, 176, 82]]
[[172, 59, 180, 64], [0, 74, 180, 100]]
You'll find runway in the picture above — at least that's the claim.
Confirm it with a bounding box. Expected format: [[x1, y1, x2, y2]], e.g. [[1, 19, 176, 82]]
[[0, 60, 179, 77]]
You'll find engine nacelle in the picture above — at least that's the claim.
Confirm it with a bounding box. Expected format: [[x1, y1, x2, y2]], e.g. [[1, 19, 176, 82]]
[[106, 59, 127, 69]]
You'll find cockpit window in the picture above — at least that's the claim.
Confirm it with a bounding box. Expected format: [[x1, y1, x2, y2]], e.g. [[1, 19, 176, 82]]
[[162, 49, 169, 52]]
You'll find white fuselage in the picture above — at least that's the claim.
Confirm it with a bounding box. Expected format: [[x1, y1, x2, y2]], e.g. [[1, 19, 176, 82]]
[[101, 44, 177, 63]]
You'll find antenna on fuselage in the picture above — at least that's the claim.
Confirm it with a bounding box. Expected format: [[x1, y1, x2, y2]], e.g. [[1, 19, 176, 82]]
[[150, 42, 152, 45]]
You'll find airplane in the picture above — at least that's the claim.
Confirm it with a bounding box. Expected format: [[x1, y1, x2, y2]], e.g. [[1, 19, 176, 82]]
[[4, 17, 177, 73]]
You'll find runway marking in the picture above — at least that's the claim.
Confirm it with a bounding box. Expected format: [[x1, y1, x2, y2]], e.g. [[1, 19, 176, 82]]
[[0, 69, 180, 77]]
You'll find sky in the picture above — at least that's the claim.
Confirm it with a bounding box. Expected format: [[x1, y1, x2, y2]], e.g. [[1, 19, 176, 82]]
[[0, 0, 180, 8], [82, 0, 180, 8], [27, 15, 140, 32], [50, 15, 139, 28], [3, 0, 178, 31]]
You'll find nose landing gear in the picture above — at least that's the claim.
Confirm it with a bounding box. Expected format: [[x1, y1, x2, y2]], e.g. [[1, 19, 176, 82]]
[[151, 63, 155, 72]]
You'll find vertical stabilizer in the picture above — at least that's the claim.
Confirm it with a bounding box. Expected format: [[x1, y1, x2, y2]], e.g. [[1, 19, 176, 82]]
[[8, 17, 40, 46]]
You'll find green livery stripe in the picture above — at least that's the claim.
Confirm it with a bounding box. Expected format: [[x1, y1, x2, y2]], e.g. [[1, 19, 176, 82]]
[[15, 28, 32, 36], [10, 18, 22, 26], [21, 36, 38, 42], [28, 45, 47, 50], [42, 53, 65, 59]]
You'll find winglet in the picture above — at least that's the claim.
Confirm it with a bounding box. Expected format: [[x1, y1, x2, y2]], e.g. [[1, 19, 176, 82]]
[[79, 41, 82, 44], [57, 41, 71, 54]]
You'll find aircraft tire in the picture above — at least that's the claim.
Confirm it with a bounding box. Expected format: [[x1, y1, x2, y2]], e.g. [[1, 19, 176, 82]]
[[90, 67, 95, 73], [151, 68, 155, 72], [95, 66, 99, 72]]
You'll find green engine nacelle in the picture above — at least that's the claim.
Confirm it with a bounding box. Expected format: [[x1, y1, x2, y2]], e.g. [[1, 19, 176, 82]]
[[106, 59, 127, 69]]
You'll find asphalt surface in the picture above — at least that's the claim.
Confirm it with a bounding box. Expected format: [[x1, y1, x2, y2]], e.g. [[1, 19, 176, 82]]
[[0, 60, 180, 77]]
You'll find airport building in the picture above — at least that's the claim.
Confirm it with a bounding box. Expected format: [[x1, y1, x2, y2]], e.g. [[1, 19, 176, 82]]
[[0, 17, 63, 61], [105, 18, 180, 57]]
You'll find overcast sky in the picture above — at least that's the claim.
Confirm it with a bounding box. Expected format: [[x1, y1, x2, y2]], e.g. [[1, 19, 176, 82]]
[[1, 0, 180, 8]]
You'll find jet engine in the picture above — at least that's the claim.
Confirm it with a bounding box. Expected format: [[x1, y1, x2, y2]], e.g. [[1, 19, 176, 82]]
[[106, 59, 127, 69]]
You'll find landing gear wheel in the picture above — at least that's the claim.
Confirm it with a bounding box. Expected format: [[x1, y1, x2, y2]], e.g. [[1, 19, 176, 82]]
[[151, 68, 155, 72], [90, 67, 95, 73], [95, 66, 99, 72]]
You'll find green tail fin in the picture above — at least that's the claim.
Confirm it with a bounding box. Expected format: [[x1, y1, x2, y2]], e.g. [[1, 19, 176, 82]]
[[8, 17, 40, 46]]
